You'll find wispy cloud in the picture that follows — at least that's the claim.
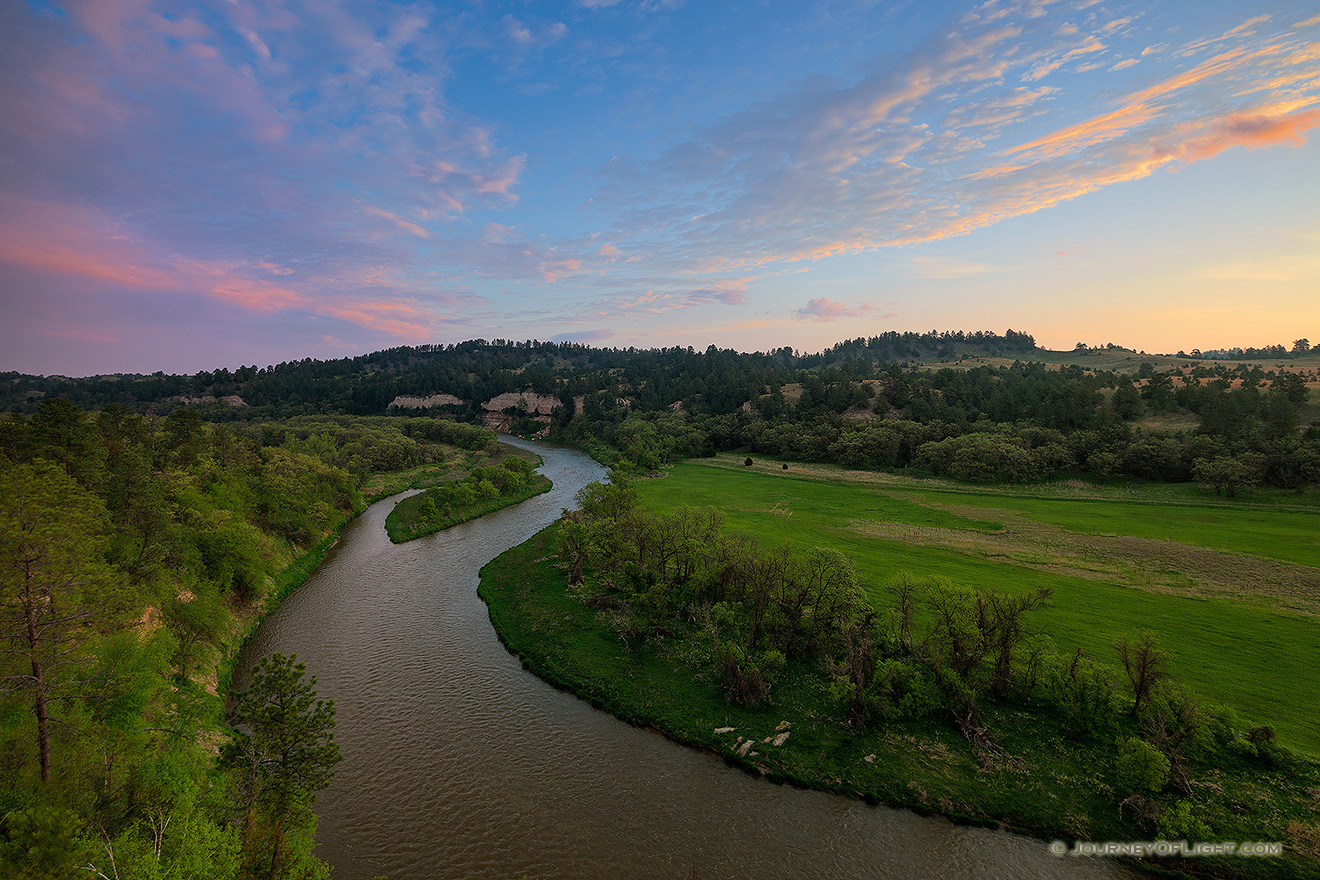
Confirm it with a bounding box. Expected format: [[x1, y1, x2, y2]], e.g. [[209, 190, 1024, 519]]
[[2, 1, 1318, 374], [590, 6, 1320, 282], [910, 256, 999, 279], [0, 0, 524, 341], [794, 297, 879, 322]]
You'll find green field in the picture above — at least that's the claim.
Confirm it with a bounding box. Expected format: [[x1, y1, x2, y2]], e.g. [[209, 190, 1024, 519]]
[[633, 456, 1320, 753], [481, 524, 1320, 877]]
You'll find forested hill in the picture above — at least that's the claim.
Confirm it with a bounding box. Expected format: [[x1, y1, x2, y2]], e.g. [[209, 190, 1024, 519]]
[[3, 331, 1043, 417], [4, 330, 1315, 420], [5, 330, 1319, 493]]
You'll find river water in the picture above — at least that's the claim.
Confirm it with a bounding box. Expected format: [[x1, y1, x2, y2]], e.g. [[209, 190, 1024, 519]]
[[236, 438, 1141, 880]]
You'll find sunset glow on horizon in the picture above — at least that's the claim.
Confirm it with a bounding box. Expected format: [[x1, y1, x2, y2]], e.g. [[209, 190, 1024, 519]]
[[2, 0, 1318, 376]]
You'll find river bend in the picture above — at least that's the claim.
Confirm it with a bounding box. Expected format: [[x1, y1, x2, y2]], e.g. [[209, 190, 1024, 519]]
[[236, 438, 1140, 880]]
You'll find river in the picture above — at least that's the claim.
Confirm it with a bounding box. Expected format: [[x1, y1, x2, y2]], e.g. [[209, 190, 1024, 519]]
[[235, 438, 1142, 880]]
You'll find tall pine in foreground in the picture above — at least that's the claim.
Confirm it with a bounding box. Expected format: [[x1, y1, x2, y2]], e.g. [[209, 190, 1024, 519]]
[[221, 653, 342, 880]]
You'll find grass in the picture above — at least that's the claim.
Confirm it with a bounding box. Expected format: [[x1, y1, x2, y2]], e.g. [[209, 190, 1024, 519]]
[[360, 461, 457, 502], [480, 526, 1320, 880], [633, 455, 1320, 754]]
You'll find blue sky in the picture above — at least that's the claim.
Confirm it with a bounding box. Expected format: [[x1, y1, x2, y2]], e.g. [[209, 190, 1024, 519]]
[[1, 0, 1318, 375]]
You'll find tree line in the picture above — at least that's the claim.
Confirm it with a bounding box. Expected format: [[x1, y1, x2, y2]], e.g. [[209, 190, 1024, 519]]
[[4, 333, 1318, 494]]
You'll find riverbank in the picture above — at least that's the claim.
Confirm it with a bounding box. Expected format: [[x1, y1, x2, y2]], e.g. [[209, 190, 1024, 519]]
[[218, 505, 362, 695], [479, 522, 1320, 880]]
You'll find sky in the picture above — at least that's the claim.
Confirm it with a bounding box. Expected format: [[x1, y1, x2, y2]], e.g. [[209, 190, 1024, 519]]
[[1, 0, 1318, 377]]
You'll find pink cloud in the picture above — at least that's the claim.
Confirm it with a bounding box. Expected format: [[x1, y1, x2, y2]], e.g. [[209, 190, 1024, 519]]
[[0, 194, 446, 341], [1170, 109, 1320, 161], [794, 297, 877, 322], [542, 258, 584, 283]]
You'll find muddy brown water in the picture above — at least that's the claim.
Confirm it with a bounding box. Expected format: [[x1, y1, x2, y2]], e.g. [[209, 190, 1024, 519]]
[[236, 438, 1142, 880]]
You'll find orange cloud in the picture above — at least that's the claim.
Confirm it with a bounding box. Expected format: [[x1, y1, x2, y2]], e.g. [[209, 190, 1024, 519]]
[[909, 106, 1320, 251], [542, 258, 583, 282], [1007, 47, 1264, 161], [1171, 109, 1320, 161], [0, 197, 178, 290]]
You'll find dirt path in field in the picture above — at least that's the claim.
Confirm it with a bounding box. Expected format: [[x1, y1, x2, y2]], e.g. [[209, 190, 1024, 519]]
[[850, 502, 1320, 617]]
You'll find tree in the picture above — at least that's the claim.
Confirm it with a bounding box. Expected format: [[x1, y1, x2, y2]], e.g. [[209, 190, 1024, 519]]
[[1293, 338, 1310, 354], [1192, 455, 1257, 497], [1, 460, 117, 783], [1115, 631, 1168, 716], [1111, 381, 1143, 419], [220, 653, 341, 879], [1116, 737, 1170, 794], [27, 398, 106, 488]]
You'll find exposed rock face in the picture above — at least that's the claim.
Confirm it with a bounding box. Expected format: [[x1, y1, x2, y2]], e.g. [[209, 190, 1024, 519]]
[[168, 395, 247, 407], [481, 392, 561, 415], [384, 390, 588, 436], [389, 393, 465, 409], [478, 391, 562, 434]]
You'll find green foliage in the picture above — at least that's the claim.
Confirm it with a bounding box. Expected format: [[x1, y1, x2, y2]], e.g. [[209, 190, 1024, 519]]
[[0, 459, 119, 783], [0, 405, 434, 880], [254, 447, 359, 544], [1115, 737, 1170, 794], [718, 643, 773, 707], [1245, 725, 1294, 768], [483, 516, 1320, 880], [221, 654, 340, 880], [1114, 630, 1168, 717], [1192, 455, 1259, 497], [7, 336, 1320, 493], [194, 515, 269, 603], [642, 457, 1320, 754], [386, 447, 551, 543], [221, 654, 341, 811], [0, 805, 87, 880], [1156, 799, 1212, 841], [1046, 649, 1122, 739]]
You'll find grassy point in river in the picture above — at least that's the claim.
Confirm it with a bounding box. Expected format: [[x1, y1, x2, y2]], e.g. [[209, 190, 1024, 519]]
[[385, 441, 550, 543], [479, 460, 1320, 880]]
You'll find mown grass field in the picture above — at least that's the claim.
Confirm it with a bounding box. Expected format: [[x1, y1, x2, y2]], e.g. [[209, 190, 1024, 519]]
[[634, 455, 1320, 754]]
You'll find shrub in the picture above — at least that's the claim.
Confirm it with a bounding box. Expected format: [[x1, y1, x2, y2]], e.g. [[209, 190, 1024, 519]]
[[1047, 649, 1121, 738], [1246, 725, 1294, 768], [1116, 737, 1170, 794], [719, 643, 771, 707], [1157, 800, 1211, 841]]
